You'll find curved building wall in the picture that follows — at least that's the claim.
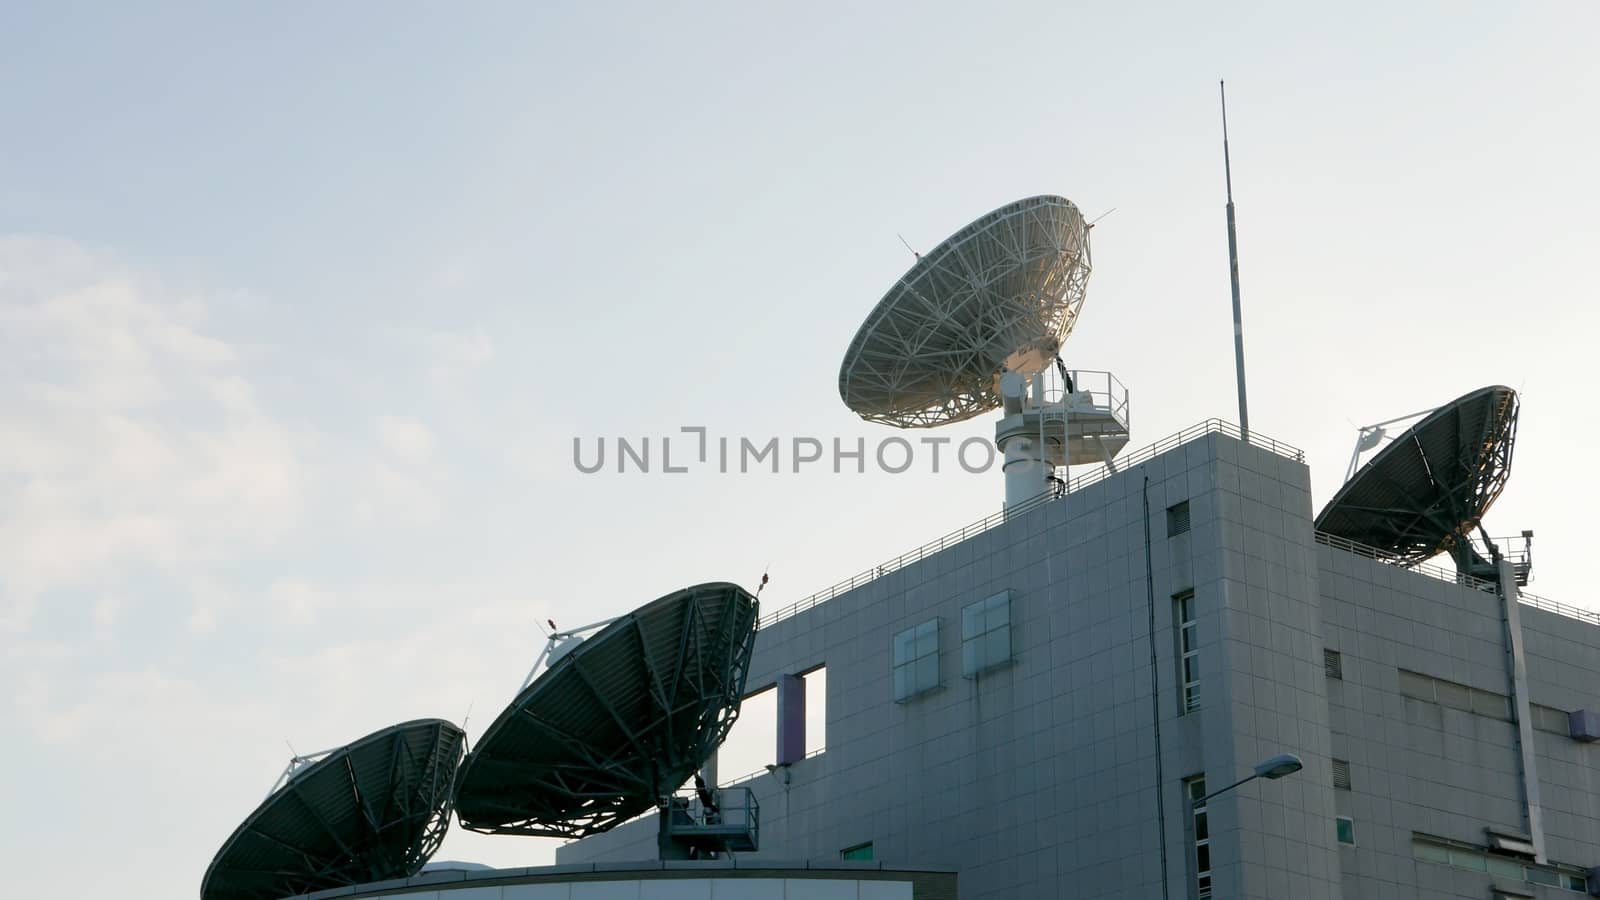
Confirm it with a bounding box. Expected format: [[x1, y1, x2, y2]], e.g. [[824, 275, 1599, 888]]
[[297, 863, 953, 900]]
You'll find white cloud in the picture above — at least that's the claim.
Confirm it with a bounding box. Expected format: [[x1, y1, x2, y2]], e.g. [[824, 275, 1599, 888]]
[[378, 414, 437, 464], [0, 237, 310, 630], [424, 252, 478, 293], [351, 462, 442, 527], [186, 604, 218, 635], [92, 594, 123, 633], [16, 666, 222, 747], [0, 236, 489, 650], [0, 240, 499, 883], [422, 327, 495, 382], [267, 578, 332, 627]]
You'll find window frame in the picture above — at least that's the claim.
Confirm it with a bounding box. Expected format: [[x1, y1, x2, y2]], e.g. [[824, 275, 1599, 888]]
[[1176, 590, 1200, 715], [892, 618, 941, 701], [840, 841, 873, 861], [961, 591, 1013, 677], [1412, 834, 1590, 892], [1185, 775, 1211, 900], [1336, 816, 1356, 846]]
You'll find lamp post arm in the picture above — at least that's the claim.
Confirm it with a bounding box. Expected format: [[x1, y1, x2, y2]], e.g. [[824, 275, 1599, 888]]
[[1196, 772, 1259, 807]]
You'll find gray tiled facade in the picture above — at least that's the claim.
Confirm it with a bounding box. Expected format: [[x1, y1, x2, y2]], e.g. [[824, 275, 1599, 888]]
[[559, 433, 1600, 899]]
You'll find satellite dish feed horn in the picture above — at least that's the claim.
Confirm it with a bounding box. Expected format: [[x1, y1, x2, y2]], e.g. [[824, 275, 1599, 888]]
[[1342, 403, 1437, 480], [520, 614, 621, 691]]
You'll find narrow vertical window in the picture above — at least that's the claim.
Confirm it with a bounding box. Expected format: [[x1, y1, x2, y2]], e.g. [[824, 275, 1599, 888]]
[[1176, 591, 1200, 714], [1186, 776, 1211, 899]]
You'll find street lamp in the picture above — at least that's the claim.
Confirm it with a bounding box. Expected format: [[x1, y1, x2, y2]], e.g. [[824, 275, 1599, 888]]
[[1179, 753, 1303, 900], [1195, 752, 1303, 806]]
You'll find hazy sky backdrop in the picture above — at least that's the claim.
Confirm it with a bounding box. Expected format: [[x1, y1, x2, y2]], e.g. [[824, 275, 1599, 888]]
[[2, 3, 1596, 897]]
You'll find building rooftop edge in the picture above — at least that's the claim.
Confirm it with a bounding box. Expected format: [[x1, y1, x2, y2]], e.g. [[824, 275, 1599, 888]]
[[300, 860, 956, 899], [760, 418, 1299, 630], [755, 418, 1596, 634]]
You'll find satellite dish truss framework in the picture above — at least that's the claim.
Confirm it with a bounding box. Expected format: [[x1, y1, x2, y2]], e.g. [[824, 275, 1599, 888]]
[[838, 195, 1130, 507], [1316, 385, 1518, 576], [453, 581, 759, 839], [200, 719, 467, 900]]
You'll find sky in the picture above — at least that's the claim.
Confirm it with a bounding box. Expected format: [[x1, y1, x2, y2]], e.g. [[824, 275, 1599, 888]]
[[2, 2, 1597, 896]]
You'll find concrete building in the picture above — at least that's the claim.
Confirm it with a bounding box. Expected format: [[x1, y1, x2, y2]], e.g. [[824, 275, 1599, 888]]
[[557, 423, 1600, 899]]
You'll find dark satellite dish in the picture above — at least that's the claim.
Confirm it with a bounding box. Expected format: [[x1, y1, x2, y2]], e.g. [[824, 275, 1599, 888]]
[[1316, 385, 1518, 572], [200, 718, 466, 900], [454, 581, 758, 838]]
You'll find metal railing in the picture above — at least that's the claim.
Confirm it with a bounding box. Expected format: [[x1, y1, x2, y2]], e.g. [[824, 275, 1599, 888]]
[[663, 784, 759, 853], [1314, 531, 1600, 628], [722, 746, 827, 788], [756, 417, 1600, 635], [1517, 591, 1600, 627], [1313, 531, 1495, 591], [1035, 368, 1130, 430], [758, 419, 1304, 630]]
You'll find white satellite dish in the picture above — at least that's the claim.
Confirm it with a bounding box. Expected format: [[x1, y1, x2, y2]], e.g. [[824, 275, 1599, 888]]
[[839, 195, 1129, 507], [841, 195, 1091, 428]]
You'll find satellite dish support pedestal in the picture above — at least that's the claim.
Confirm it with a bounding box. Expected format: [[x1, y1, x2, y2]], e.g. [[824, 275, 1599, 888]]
[[995, 368, 1130, 511]]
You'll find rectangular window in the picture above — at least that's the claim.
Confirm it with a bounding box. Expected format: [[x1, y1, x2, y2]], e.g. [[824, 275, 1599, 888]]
[[1414, 834, 1590, 892], [1524, 867, 1559, 886], [1324, 648, 1343, 679], [1449, 847, 1487, 871], [1532, 704, 1571, 734], [840, 842, 873, 861], [1336, 816, 1355, 846], [714, 684, 776, 784], [1435, 680, 1472, 711], [1397, 669, 1436, 701], [1331, 759, 1351, 790], [804, 665, 827, 756], [1413, 840, 1450, 864], [1398, 670, 1515, 723], [1185, 776, 1211, 900], [962, 591, 1012, 677], [1471, 687, 1511, 721], [892, 619, 940, 701], [1486, 856, 1524, 879], [1176, 591, 1200, 714], [1167, 500, 1191, 536]]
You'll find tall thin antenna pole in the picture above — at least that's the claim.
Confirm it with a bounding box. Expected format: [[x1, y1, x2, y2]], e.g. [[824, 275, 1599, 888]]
[[1221, 80, 1250, 443]]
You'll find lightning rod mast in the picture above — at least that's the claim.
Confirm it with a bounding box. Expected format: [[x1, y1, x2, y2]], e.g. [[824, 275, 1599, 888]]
[[1221, 80, 1250, 443]]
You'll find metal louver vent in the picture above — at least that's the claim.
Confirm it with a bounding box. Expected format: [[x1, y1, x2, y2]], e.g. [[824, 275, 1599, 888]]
[[1167, 501, 1191, 537], [1324, 648, 1343, 679], [1332, 758, 1351, 790]]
